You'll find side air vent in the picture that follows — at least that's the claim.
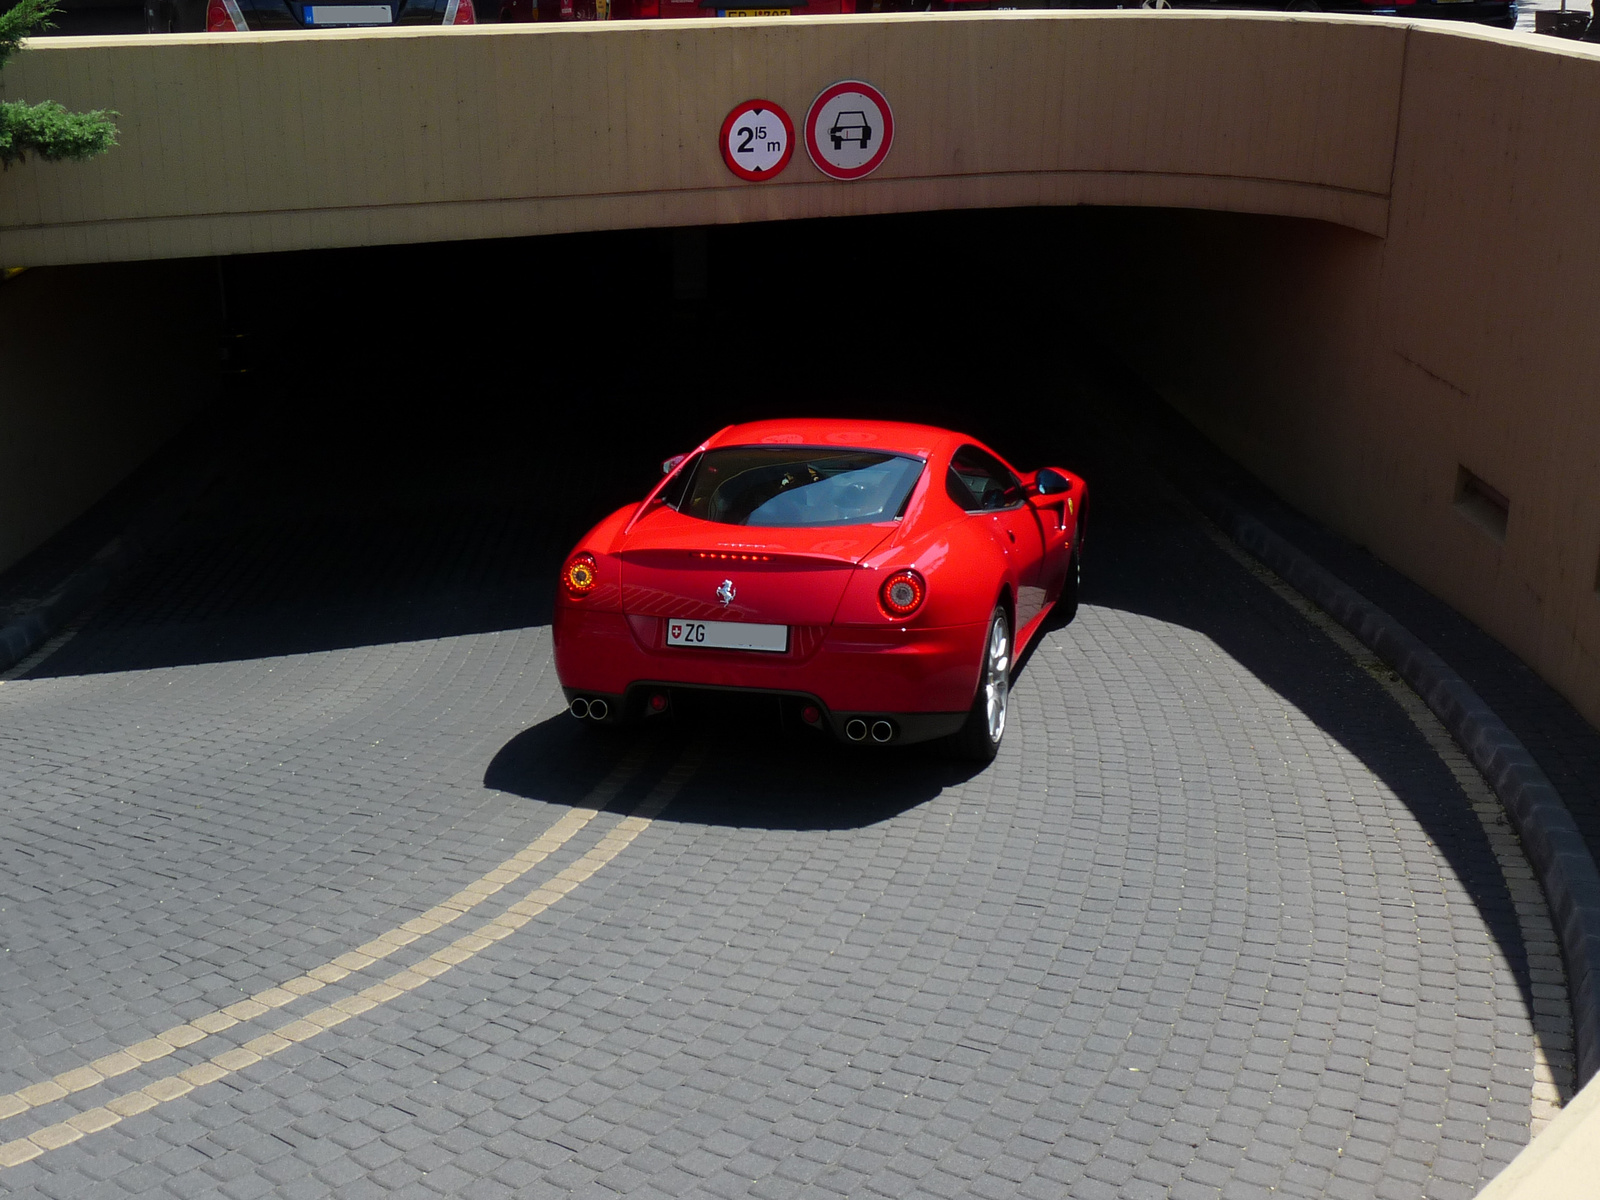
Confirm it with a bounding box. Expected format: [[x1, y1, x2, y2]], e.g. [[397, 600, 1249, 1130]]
[[1454, 466, 1509, 543]]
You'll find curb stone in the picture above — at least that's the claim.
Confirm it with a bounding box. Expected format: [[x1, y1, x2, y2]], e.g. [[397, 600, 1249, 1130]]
[[1194, 486, 1600, 1087]]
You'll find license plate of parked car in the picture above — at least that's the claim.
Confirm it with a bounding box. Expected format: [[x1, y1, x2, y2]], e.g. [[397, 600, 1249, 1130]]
[[666, 620, 788, 652], [720, 8, 790, 14], [303, 4, 392, 21]]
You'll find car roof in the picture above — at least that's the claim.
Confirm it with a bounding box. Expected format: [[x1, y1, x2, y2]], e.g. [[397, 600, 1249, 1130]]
[[706, 419, 968, 461]]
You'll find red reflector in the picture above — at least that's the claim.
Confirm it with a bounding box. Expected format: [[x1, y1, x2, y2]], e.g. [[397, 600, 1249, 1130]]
[[800, 704, 821, 725], [649, 693, 668, 712], [205, 0, 245, 29]]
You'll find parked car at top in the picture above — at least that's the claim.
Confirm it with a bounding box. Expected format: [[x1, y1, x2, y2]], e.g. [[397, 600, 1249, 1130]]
[[146, 0, 473, 33], [921, 0, 1513, 28], [501, 0, 1510, 26], [553, 419, 1087, 761], [498, 0, 886, 21]]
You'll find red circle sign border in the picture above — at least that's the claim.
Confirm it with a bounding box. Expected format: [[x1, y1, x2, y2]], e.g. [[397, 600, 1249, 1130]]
[[719, 99, 796, 183], [804, 80, 895, 182]]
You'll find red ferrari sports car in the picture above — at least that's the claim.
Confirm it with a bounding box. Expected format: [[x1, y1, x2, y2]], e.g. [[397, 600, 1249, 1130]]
[[553, 419, 1086, 760]]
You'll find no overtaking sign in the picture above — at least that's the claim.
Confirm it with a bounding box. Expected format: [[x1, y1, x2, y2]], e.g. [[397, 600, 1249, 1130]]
[[805, 81, 893, 181]]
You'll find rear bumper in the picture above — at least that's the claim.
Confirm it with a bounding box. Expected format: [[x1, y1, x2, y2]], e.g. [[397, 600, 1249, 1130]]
[[234, 0, 450, 27], [554, 606, 985, 719]]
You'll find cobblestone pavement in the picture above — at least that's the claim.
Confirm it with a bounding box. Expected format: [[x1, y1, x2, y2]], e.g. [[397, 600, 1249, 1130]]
[[0, 363, 1563, 1200], [1088, 355, 1600, 891]]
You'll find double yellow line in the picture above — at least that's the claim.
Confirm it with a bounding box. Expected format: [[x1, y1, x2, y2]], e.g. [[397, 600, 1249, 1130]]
[[0, 740, 700, 1169]]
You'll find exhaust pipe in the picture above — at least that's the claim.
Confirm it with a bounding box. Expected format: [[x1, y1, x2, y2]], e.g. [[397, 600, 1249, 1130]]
[[569, 698, 589, 719], [870, 720, 894, 744], [588, 698, 609, 721], [845, 718, 868, 742]]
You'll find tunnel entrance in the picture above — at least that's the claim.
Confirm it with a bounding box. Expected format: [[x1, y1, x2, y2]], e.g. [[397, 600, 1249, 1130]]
[[171, 207, 1111, 661], [220, 205, 1098, 481]]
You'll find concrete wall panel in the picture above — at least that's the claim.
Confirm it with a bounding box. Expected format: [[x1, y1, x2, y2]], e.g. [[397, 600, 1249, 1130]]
[[1077, 25, 1600, 728], [0, 262, 219, 575], [1377, 28, 1600, 729], [0, 15, 1404, 263]]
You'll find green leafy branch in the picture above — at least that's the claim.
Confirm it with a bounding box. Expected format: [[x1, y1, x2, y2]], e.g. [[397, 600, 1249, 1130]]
[[0, 0, 117, 167]]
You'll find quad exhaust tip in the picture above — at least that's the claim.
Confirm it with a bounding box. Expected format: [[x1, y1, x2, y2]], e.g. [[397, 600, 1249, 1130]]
[[569, 697, 609, 721], [845, 718, 868, 742], [870, 720, 894, 743]]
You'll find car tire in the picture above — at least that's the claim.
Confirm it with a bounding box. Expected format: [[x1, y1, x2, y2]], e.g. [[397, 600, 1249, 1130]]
[[951, 605, 1011, 763], [1054, 549, 1080, 627]]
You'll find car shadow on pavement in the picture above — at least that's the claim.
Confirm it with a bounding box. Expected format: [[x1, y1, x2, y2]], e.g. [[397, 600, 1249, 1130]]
[[486, 705, 985, 832]]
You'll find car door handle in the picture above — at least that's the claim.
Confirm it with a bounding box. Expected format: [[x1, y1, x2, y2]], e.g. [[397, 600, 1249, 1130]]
[[1007, 529, 1016, 543]]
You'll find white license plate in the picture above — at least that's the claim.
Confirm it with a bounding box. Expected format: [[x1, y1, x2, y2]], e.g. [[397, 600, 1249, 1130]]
[[721, 7, 791, 13], [304, 4, 393, 22], [665, 619, 787, 652]]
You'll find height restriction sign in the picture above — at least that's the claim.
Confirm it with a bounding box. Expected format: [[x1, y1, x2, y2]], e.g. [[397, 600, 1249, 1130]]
[[804, 80, 894, 181], [719, 99, 794, 182]]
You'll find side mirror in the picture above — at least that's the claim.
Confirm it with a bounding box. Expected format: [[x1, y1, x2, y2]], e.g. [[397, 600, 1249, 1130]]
[[662, 454, 687, 476], [1033, 468, 1071, 496]]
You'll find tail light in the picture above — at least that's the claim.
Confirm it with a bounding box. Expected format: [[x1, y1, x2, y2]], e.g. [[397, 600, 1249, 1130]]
[[442, 0, 476, 21], [206, 0, 247, 29], [879, 569, 926, 619], [562, 553, 599, 598]]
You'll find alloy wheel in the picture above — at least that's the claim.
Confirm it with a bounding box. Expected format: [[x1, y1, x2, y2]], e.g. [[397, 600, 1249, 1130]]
[[983, 613, 1011, 745]]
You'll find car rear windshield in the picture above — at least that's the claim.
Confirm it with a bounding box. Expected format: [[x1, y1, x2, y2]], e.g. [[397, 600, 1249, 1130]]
[[674, 447, 924, 528]]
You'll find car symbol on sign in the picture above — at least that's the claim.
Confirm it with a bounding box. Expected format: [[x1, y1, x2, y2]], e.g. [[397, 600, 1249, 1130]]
[[829, 111, 872, 151]]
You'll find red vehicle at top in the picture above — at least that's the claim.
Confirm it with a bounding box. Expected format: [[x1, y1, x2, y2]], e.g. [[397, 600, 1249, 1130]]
[[554, 419, 1086, 760], [499, 0, 859, 20]]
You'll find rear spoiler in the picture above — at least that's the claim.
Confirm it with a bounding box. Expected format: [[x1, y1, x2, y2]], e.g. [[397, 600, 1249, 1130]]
[[618, 548, 867, 568]]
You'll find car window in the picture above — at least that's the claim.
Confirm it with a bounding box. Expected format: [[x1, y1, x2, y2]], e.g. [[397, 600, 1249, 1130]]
[[675, 447, 925, 528], [659, 452, 700, 511], [947, 445, 1024, 512]]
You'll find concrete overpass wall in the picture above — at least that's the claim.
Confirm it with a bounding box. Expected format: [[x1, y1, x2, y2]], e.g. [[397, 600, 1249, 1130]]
[[0, 13, 1402, 262], [0, 14, 1597, 730], [1085, 26, 1600, 731]]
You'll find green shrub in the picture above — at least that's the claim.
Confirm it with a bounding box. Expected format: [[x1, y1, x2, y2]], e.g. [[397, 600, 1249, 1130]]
[[0, 0, 117, 167]]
